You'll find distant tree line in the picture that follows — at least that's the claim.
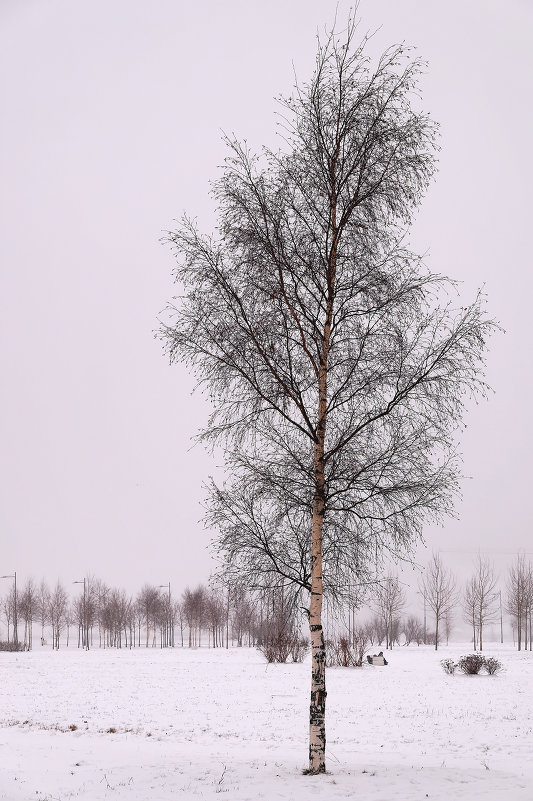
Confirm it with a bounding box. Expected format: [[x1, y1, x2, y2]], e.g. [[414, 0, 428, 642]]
[[0, 578, 303, 652], [1, 553, 532, 652], [328, 552, 533, 654]]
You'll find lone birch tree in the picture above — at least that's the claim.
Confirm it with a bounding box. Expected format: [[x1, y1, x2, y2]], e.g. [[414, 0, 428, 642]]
[[160, 15, 493, 774]]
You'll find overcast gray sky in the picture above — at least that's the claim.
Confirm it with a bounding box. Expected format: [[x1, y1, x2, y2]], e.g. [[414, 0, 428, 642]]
[[1, 0, 532, 603]]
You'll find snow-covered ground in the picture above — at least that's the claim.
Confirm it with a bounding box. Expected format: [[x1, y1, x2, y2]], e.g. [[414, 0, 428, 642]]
[[1, 643, 532, 800]]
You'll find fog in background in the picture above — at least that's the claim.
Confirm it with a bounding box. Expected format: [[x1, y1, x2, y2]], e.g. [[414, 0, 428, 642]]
[[1, 0, 532, 622]]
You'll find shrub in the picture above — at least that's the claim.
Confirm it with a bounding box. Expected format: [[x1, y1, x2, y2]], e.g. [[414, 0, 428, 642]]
[[457, 654, 485, 675], [336, 636, 355, 667], [440, 658, 457, 675], [257, 608, 307, 664], [0, 641, 25, 652], [325, 638, 336, 667], [258, 639, 284, 663], [257, 613, 292, 663], [290, 637, 310, 663], [483, 656, 503, 675], [444, 654, 504, 676], [325, 637, 352, 667], [325, 630, 369, 668], [352, 627, 370, 667], [257, 638, 279, 664]]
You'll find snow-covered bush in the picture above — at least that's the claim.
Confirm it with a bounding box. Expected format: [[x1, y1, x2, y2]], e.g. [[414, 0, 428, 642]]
[[483, 656, 503, 675], [440, 658, 457, 675], [457, 654, 485, 675], [443, 654, 504, 676]]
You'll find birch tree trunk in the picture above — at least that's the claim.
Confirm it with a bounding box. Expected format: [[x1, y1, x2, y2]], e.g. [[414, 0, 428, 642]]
[[308, 442, 327, 773], [307, 192, 336, 772]]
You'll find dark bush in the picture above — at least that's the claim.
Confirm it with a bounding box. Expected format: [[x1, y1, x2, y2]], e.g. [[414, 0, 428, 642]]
[[0, 641, 25, 652], [444, 654, 504, 676], [325, 628, 369, 668], [457, 654, 485, 675], [440, 658, 457, 675], [336, 636, 354, 667], [257, 607, 307, 664], [257, 635, 289, 664], [483, 656, 503, 675]]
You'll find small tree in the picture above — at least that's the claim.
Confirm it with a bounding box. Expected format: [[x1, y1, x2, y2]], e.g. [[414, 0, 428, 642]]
[[174, 600, 185, 647], [463, 575, 479, 650], [443, 607, 454, 645], [419, 553, 456, 650], [94, 579, 110, 648], [137, 585, 162, 647], [37, 580, 49, 645], [403, 615, 424, 646], [231, 591, 256, 647], [463, 556, 499, 651], [205, 590, 226, 648], [373, 575, 405, 649], [19, 579, 37, 650], [369, 614, 386, 646], [48, 581, 68, 649], [507, 555, 532, 651]]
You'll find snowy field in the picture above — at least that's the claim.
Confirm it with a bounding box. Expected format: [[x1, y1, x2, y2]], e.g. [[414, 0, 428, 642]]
[[1, 643, 532, 800]]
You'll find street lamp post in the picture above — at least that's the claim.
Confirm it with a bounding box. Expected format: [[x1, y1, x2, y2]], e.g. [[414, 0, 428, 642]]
[[158, 583, 171, 647], [73, 578, 88, 650], [423, 593, 427, 645], [500, 590, 504, 644], [1, 572, 17, 647]]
